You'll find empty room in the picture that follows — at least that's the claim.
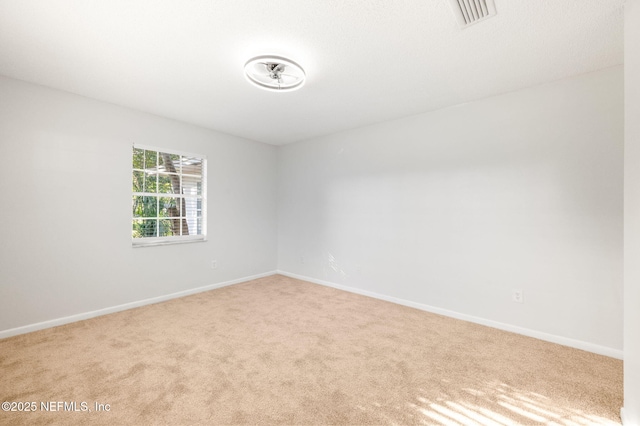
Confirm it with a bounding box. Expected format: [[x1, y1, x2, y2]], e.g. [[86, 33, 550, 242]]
[[1, 0, 639, 425]]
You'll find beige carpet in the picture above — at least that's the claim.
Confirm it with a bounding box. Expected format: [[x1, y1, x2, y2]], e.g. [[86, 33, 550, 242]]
[[0, 274, 622, 425]]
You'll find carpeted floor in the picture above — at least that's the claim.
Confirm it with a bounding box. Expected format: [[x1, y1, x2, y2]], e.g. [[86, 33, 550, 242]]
[[0, 274, 622, 425]]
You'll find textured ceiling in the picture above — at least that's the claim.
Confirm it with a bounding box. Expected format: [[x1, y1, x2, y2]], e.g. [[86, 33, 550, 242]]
[[0, 0, 624, 145]]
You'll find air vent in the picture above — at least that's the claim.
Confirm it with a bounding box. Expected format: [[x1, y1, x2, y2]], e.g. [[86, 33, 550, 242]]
[[448, 0, 496, 29]]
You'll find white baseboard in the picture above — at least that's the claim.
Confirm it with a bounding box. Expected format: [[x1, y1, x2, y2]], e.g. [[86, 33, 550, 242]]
[[620, 407, 625, 425], [277, 270, 623, 360], [0, 271, 278, 340]]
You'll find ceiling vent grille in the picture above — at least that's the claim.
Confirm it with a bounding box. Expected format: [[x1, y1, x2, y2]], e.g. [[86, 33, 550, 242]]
[[448, 0, 497, 29]]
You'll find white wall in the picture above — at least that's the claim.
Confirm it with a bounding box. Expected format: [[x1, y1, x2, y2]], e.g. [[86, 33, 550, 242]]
[[0, 76, 278, 334], [624, 0, 640, 423], [278, 67, 624, 355]]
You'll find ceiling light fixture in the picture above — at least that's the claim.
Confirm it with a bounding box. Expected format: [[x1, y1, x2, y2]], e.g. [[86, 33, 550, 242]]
[[244, 55, 306, 92]]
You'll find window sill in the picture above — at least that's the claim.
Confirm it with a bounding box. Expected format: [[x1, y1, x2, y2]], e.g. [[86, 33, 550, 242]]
[[132, 237, 207, 248]]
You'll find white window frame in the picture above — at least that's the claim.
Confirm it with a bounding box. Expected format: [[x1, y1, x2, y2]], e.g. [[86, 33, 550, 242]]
[[132, 144, 207, 247]]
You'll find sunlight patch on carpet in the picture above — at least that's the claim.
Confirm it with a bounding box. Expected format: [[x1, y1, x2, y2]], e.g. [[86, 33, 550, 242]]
[[410, 381, 621, 425]]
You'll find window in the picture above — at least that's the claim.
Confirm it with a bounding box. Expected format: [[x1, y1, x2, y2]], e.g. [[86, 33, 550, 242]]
[[132, 145, 206, 246]]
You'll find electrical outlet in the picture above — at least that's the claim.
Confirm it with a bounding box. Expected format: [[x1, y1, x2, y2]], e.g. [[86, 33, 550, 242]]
[[211, 260, 217, 270], [512, 289, 523, 303]]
